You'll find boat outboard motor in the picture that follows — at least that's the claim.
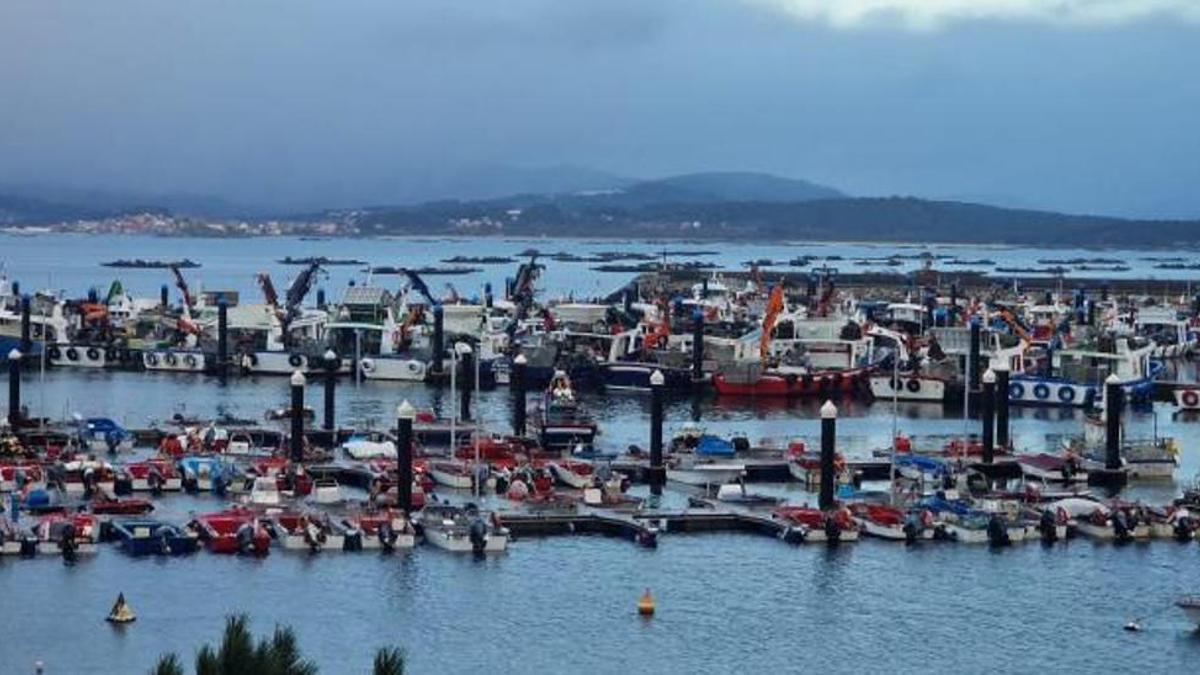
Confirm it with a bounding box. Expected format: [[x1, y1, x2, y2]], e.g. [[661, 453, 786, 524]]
[[902, 516, 920, 544], [60, 523, 78, 564], [494, 473, 509, 496], [987, 514, 1010, 547], [236, 522, 256, 555], [82, 468, 96, 499], [468, 518, 488, 555], [1174, 516, 1196, 542], [1112, 510, 1131, 543], [105, 430, 120, 455], [148, 468, 164, 496], [213, 474, 227, 498], [378, 521, 397, 552], [157, 527, 172, 555], [1039, 509, 1058, 543], [303, 522, 324, 553], [822, 514, 842, 544]]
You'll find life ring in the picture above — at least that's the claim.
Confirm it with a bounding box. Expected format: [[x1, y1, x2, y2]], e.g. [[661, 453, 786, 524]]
[[406, 361, 422, 376], [145, 353, 159, 367], [360, 358, 376, 374], [48, 346, 61, 360], [288, 354, 303, 368], [906, 378, 921, 393], [1182, 389, 1200, 408], [86, 347, 100, 361], [165, 353, 178, 366], [105, 348, 118, 361], [183, 354, 198, 369], [1009, 382, 1024, 399], [1057, 386, 1076, 403], [1033, 383, 1050, 400], [66, 347, 79, 361]]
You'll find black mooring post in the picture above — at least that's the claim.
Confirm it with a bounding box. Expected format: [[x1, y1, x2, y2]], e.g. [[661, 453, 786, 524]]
[[995, 367, 1010, 450], [19, 295, 31, 354], [431, 304, 444, 374], [316, 288, 326, 309], [648, 371, 666, 495], [290, 372, 305, 463], [160, 284, 169, 309], [7, 349, 21, 428], [981, 369, 996, 464], [323, 350, 337, 432], [819, 401, 837, 511], [396, 402, 414, 513], [1105, 376, 1123, 471], [968, 318, 981, 409], [484, 282, 493, 309], [691, 309, 704, 383], [512, 354, 527, 437], [459, 350, 473, 422], [216, 299, 228, 380]]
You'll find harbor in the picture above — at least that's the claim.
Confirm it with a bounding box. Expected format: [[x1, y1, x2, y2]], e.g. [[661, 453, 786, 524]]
[[4, 235, 1200, 673]]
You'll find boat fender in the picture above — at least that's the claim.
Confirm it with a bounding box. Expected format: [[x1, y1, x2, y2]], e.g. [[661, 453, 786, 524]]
[[288, 354, 303, 368], [1174, 516, 1195, 542], [48, 346, 62, 360], [902, 519, 919, 544], [1008, 382, 1024, 400], [165, 353, 178, 367], [66, 347, 79, 362], [360, 358, 376, 375], [86, 347, 100, 361], [1057, 386, 1075, 403], [1033, 383, 1050, 400], [906, 378, 921, 394], [145, 353, 159, 367], [184, 354, 197, 369], [987, 515, 1010, 547], [1182, 390, 1200, 408], [105, 348, 118, 362], [406, 361, 422, 376]]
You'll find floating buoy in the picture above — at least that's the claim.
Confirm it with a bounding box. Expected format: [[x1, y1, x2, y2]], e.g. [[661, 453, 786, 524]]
[[637, 589, 655, 616], [107, 592, 136, 624]]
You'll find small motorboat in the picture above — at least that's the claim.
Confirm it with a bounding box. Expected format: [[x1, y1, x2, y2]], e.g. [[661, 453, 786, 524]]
[[1177, 596, 1200, 628], [419, 504, 508, 553], [773, 505, 859, 543], [111, 519, 200, 556], [189, 508, 271, 555], [343, 509, 416, 551], [247, 476, 283, 507], [0, 516, 31, 555], [34, 513, 98, 555], [178, 456, 235, 493], [428, 461, 475, 490], [547, 460, 596, 489], [1073, 506, 1150, 542], [122, 459, 182, 492], [849, 503, 934, 542], [1017, 453, 1088, 484], [342, 433, 397, 460], [533, 371, 597, 450], [271, 511, 347, 553], [91, 492, 154, 515], [0, 463, 45, 492], [309, 477, 343, 505], [666, 457, 746, 487], [714, 482, 781, 507], [55, 457, 117, 495], [79, 417, 133, 453]]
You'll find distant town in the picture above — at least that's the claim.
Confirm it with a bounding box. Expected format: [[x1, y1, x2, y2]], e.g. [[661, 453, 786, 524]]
[[0, 212, 356, 237]]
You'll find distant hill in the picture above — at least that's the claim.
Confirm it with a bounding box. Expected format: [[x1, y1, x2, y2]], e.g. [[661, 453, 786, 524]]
[[0, 193, 151, 225], [622, 171, 844, 204], [350, 194, 1200, 247]]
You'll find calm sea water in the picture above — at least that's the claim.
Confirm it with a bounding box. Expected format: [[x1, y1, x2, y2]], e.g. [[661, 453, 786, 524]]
[[2, 236, 1200, 674]]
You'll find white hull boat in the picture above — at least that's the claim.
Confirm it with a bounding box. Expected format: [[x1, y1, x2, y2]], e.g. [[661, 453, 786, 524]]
[[869, 375, 946, 403], [360, 357, 427, 382], [667, 463, 746, 487], [143, 350, 206, 372]]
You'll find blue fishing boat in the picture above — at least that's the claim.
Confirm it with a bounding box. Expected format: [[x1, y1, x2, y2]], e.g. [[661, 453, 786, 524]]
[[178, 456, 238, 493], [111, 519, 200, 556], [79, 417, 132, 452]]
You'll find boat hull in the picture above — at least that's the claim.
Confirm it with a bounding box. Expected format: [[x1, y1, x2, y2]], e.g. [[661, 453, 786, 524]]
[[667, 465, 746, 487], [869, 375, 946, 403], [360, 356, 427, 382]]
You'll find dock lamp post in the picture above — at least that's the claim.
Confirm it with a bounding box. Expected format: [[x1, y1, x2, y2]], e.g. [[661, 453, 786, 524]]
[[648, 369, 666, 495], [396, 400, 416, 513], [289, 371, 306, 463], [819, 400, 838, 511], [512, 353, 528, 437], [7, 349, 21, 428], [322, 349, 337, 432], [981, 368, 996, 464]]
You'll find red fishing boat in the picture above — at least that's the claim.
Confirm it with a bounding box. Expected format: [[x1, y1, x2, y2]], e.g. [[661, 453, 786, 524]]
[[91, 492, 154, 515], [34, 513, 99, 555], [0, 463, 44, 492], [713, 367, 871, 397], [342, 509, 415, 550], [189, 508, 271, 555], [122, 459, 182, 492], [773, 505, 858, 542]]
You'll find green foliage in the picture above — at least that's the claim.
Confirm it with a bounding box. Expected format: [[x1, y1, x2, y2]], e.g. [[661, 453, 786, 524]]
[[372, 647, 406, 675], [150, 615, 328, 675], [151, 653, 185, 675]]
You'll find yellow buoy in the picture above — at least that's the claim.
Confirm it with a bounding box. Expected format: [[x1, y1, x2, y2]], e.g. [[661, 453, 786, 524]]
[[637, 588, 655, 616], [106, 592, 136, 624]]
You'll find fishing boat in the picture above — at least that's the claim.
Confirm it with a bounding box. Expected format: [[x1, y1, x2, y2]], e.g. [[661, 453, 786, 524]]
[[532, 371, 597, 449], [55, 457, 117, 495], [178, 456, 234, 493], [343, 509, 416, 551], [547, 460, 597, 489], [666, 455, 746, 487], [419, 504, 509, 553], [78, 417, 133, 452], [110, 519, 200, 556], [428, 460, 475, 490], [1176, 596, 1200, 628], [1132, 309, 1197, 359], [849, 503, 934, 542], [91, 492, 154, 515], [122, 459, 182, 492], [34, 513, 98, 555], [1008, 336, 1160, 408], [271, 511, 347, 552], [1017, 453, 1088, 484], [190, 509, 271, 555], [1072, 506, 1151, 541], [773, 506, 859, 543], [713, 482, 781, 507]]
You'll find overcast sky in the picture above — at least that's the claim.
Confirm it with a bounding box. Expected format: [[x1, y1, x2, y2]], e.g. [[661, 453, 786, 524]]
[[1, 0, 1198, 217]]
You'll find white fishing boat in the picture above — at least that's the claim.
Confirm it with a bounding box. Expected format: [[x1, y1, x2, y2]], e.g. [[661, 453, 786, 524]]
[[248, 476, 282, 506], [868, 373, 947, 403], [341, 432, 397, 460], [343, 510, 415, 551], [1017, 453, 1088, 484], [419, 505, 508, 553], [666, 460, 746, 487], [547, 460, 596, 489], [309, 477, 343, 505], [428, 461, 474, 490]]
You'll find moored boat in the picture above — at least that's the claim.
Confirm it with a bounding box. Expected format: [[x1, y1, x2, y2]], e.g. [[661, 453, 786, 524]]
[[111, 519, 200, 556], [190, 508, 271, 555], [419, 504, 508, 553]]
